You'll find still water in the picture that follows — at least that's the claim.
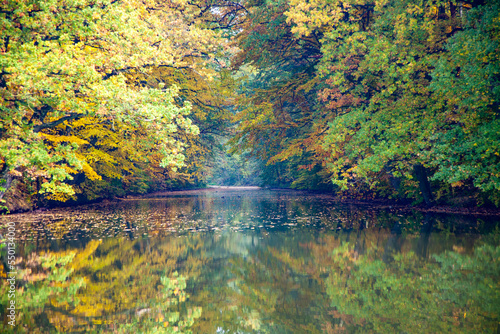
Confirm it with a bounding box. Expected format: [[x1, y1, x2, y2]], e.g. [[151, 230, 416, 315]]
[[1, 188, 499, 333]]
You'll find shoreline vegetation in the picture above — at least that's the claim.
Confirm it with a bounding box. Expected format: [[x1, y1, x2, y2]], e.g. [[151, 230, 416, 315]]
[[1, 0, 500, 216]]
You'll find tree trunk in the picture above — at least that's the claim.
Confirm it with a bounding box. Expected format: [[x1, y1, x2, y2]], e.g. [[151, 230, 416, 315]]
[[413, 164, 433, 206], [0, 172, 14, 201]]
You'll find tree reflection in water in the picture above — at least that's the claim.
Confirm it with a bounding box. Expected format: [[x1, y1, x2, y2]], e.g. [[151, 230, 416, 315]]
[[1, 189, 499, 333]]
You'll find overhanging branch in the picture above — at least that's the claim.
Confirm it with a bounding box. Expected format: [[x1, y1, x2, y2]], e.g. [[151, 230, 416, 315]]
[[33, 113, 83, 133]]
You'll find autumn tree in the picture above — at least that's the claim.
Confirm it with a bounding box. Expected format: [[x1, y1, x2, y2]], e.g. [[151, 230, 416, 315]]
[[429, 2, 500, 204], [230, 0, 499, 204], [284, 0, 500, 204], [0, 0, 244, 204]]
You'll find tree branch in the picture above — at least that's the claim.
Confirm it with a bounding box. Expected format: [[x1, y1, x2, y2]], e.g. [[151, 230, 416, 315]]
[[33, 113, 83, 133]]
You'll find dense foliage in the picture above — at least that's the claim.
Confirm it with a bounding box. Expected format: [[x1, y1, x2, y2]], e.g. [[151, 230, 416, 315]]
[[0, 0, 242, 208], [230, 0, 500, 205]]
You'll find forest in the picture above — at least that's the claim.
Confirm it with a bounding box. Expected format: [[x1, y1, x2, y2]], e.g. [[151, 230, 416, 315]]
[[1, 0, 499, 211]]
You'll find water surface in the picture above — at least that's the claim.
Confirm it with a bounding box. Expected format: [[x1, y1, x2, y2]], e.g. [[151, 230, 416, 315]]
[[1, 188, 499, 333]]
